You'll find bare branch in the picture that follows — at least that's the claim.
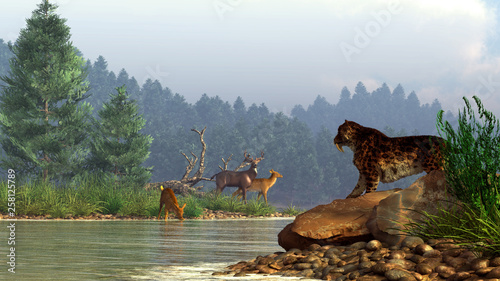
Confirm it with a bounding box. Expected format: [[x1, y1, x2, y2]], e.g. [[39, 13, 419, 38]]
[[218, 154, 233, 171], [192, 127, 207, 179]]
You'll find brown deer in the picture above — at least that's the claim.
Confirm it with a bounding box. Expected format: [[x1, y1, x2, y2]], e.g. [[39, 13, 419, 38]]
[[232, 169, 283, 204], [210, 151, 264, 203], [158, 186, 186, 221]]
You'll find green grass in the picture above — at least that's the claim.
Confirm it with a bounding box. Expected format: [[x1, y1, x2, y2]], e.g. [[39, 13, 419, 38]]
[[0, 176, 285, 219], [401, 200, 500, 257], [281, 203, 305, 216]]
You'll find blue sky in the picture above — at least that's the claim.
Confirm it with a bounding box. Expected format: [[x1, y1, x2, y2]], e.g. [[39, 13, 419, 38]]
[[2, 0, 500, 117]]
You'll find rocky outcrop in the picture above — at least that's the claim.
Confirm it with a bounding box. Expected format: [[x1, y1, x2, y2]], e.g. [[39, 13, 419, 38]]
[[366, 170, 455, 246], [278, 189, 401, 250], [278, 170, 455, 251]]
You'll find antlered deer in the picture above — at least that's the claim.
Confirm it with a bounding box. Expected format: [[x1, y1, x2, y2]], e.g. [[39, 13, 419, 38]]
[[232, 169, 283, 204], [158, 186, 186, 221], [210, 151, 264, 203]]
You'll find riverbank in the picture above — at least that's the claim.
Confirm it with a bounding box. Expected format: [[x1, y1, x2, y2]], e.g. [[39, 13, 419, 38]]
[[0, 208, 295, 220], [214, 236, 500, 280]]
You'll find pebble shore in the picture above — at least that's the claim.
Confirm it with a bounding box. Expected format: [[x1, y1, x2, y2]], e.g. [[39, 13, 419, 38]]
[[0, 209, 294, 220], [214, 236, 500, 281]]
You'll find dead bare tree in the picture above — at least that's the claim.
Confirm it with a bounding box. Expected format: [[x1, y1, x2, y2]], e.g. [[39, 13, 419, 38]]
[[145, 127, 213, 196]]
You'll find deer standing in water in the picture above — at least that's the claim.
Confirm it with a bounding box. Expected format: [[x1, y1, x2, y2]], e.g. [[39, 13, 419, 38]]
[[232, 169, 283, 204], [158, 186, 186, 221], [210, 151, 264, 203]]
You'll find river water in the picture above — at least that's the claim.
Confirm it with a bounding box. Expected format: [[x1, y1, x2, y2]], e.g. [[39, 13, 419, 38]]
[[0, 218, 299, 280]]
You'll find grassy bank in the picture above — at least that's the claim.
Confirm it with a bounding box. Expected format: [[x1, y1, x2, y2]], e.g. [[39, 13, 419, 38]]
[[0, 177, 303, 219]]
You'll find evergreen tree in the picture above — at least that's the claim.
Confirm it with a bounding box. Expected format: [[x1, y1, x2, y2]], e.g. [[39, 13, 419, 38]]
[[0, 39, 12, 79], [0, 0, 93, 181], [89, 85, 153, 187]]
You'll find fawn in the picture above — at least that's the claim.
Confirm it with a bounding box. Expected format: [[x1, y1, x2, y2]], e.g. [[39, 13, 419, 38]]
[[158, 186, 186, 221]]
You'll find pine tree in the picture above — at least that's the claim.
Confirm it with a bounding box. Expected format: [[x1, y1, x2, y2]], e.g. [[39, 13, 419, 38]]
[[90, 85, 153, 187], [0, 1, 93, 181]]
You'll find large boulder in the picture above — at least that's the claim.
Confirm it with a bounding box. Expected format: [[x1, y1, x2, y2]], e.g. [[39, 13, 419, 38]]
[[366, 170, 455, 246], [278, 189, 401, 251], [278, 170, 456, 251]]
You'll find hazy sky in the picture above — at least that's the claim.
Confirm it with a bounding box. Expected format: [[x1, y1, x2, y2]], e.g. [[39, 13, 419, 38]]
[[2, 0, 500, 116]]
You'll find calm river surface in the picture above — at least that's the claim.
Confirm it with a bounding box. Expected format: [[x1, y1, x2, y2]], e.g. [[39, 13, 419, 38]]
[[0, 218, 297, 280]]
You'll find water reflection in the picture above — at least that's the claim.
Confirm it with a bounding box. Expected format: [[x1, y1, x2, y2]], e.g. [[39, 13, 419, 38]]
[[0, 218, 294, 280]]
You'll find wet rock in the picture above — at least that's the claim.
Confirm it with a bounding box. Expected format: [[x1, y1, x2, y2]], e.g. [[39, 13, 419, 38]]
[[255, 265, 278, 274]]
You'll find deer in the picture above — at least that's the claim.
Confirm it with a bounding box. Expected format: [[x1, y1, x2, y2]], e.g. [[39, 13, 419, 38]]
[[232, 169, 283, 204], [210, 151, 264, 203], [158, 185, 186, 221]]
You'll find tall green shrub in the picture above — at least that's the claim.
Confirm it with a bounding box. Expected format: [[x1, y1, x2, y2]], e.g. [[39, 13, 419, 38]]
[[437, 95, 500, 216]]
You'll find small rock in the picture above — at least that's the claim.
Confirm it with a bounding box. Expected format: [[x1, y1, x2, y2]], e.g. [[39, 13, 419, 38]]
[[300, 268, 315, 277], [308, 244, 322, 251], [359, 261, 375, 270], [371, 263, 402, 275], [492, 257, 500, 267], [445, 257, 467, 268], [475, 267, 493, 276], [234, 271, 247, 277], [422, 249, 441, 258], [435, 265, 455, 279], [385, 269, 416, 281], [294, 263, 312, 270], [388, 250, 406, 259], [442, 248, 462, 257], [413, 244, 433, 255], [366, 240, 383, 251], [415, 263, 433, 275], [348, 270, 361, 280], [255, 265, 278, 274], [342, 263, 358, 274], [401, 236, 424, 249], [471, 258, 490, 271], [350, 241, 367, 250], [448, 272, 471, 281], [486, 267, 500, 279]]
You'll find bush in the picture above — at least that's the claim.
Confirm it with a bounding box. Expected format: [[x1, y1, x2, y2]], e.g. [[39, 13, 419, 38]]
[[437, 95, 500, 216]]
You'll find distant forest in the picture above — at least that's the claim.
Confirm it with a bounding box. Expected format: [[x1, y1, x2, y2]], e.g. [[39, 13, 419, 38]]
[[0, 38, 456, 207]]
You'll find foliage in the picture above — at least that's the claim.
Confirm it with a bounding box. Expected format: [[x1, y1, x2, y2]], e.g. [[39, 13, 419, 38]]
[[401, 201, 500, 257], [437, 95, 500, 216], [0, 0, 93, 182], [0, 30, 447, 206], [88, 85, 153, 187], [401, 95, 500, 258], [281, 203, 305, 216]]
